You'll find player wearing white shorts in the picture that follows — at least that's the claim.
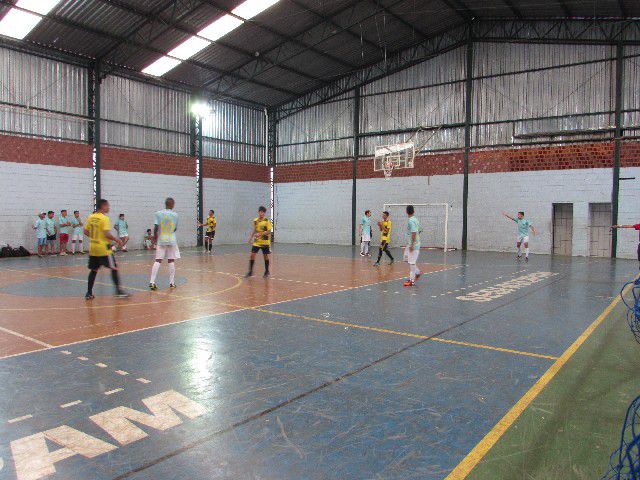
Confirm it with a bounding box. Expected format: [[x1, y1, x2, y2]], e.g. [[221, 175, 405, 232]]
[[404, 205, 422, 287], [114, 214, 129, 252], [503, 211, 536, 262], [150, 198, 179, 290], [359, 210, 372, 256]]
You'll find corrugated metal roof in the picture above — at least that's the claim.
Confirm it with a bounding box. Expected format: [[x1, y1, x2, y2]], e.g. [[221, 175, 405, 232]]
[[0, 0, 638, 108]]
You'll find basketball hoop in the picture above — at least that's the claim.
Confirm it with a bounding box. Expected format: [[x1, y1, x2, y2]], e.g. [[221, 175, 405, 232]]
[[382, 156, 396, 180]]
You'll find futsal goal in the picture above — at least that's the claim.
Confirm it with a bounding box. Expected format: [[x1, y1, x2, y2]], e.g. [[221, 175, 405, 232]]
[[383, 203, 452, 251]]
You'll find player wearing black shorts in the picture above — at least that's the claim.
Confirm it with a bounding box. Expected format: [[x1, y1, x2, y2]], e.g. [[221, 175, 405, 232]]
[[198, 210, 217, 253], [246, 206, 272, 278], [84, 199, 129, 300]]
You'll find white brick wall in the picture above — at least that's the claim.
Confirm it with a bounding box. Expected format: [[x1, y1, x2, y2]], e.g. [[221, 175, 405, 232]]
[[275, 167, 640, 259], [275, 180, 352, 244], [0, 161, 93, 248], [204, 178, 270, 244], [101, 170, 197, 248], [468, 167, 640, 258]]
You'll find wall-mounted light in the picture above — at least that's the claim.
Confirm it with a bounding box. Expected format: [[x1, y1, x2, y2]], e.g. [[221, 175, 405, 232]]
[[191, 102, 211, 118]]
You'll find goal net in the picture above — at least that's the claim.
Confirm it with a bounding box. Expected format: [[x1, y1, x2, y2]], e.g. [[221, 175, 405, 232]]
[[382, 203, 451, 251]]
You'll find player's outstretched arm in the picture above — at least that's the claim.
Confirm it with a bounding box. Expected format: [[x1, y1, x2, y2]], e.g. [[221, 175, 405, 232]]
[[502, 212, 515, 222], [612, 224, 634, 229]]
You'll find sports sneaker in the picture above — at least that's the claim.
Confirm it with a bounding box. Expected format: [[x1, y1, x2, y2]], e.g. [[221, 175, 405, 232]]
[[263, 271, 270, 278], [359, 252, 366, 257], [415, 273, 421, 281], [525, 256, 529, 263], [59, 252, 66, 256], [516, 255, 522, 262], [169, 283, 177, 289], [373, 262, 380, 267], [85, 293, 94, 300], [115, 291, 130, 298], [149, 283, 158, 291], [122, 247, 127, 252], [245, 272, 253, 278], [403, 280, 415, 287], [389, 259, 394, 264]]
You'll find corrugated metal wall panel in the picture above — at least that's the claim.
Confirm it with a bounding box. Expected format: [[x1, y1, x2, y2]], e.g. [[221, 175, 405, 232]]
[[473, 60, 613, 124], [277, 94, 353, 145], [362, 47, 466, 95], [0, 47, 87, 140], [361, 127, 465, 157], [101, 75, 190, 154], [623, 47, 640, 130], [361, 82, 465, 133], [474, 43, 614, 77], [201, 102, 265, 147], [277, 139, 353, 163]]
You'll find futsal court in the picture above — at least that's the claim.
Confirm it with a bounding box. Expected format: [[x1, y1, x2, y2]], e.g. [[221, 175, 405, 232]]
[[2, 0, 640, 479], [0, 245, 637, 479]]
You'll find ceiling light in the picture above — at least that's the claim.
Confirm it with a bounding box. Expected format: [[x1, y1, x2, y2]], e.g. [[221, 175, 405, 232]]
[[232, 0, 280, 20], [191, 102, 211, 118], [168, 36, 210, 60], [142, 56, 181, 76], [0, 0, 60, 40], [198, 14, 242, 42]]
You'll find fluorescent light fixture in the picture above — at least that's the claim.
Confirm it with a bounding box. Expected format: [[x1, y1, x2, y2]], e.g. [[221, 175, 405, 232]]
[[168, 36, 210, 60], [142, 56, 181, 76], [18, 0, 58, 15], [198, 14, 242, 42], [232, 0, 280, 20], [191, 102, 211, 118], [0, 0, 60, 40], [142, 0, 281, 77]]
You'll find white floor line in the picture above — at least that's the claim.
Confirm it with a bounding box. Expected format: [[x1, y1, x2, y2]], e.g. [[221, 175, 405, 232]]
[[104, 388, 123, 395], [7, 414, 32, 423], [0, 264, 456, 361], [60, 400, 82, 409], [0, 326, 52, 347]]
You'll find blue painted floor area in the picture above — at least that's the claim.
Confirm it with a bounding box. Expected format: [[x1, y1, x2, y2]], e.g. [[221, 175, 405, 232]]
[[0, 245, 638, 479]]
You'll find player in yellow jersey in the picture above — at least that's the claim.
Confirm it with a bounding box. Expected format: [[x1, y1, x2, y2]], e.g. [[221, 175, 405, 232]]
[[246, 206, 272, 278], [374, 211, 395, 266], [83, 199, 129, 300], [197, 210, 217, 253]]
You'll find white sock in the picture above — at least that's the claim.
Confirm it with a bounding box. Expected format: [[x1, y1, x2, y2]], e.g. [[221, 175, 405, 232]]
[[410, 264, 416, 282], [168, 262, 176, 284], [78, 241, 83, 253], [150, 262, 161, 283], [71, 242, 75, 253], [525, 248, 529, 257], [360, 241, 365, 254], [365, 241, 370, 254], [517, 245, 522, 256]]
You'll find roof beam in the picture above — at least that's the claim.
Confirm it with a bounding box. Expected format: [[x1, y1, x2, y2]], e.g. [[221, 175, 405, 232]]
[[501, 0, 523, 19], [438, 0, 474, 22], [365, 0, 430, 39], [199, 0, 356, 69], [93, 0, 322, 82], [555, 0, 572, 17], [287, 0, 382, 50], [0, 0, 299, 97], [204, 0, 409, 97], [617, 0, 628, 18]]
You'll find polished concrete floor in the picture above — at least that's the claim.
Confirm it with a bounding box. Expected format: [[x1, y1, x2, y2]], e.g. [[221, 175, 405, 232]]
[[0, 244, 637, 479]]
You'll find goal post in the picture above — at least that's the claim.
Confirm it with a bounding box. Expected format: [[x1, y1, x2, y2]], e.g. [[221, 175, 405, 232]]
[[382, 203, 451, 251]]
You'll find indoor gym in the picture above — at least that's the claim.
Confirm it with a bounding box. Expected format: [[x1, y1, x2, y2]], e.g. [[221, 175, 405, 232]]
[[0, 1, 639, 480]]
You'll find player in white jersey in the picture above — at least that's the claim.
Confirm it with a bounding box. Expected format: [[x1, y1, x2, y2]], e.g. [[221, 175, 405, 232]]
[[150, 198, 179, 290]]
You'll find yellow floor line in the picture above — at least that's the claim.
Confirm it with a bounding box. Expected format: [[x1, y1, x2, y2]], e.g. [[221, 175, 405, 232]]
[[444, 277, 638, 480], [429, 337, 558, 360], [239, 305, 558, 361]]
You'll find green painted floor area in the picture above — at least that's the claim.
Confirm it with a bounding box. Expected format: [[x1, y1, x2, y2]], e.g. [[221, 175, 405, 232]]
[[468, 295, 640, 480]]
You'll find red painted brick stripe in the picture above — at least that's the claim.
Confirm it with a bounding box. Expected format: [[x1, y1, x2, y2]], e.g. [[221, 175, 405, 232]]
[[275, 140, 640, 183], [0, 134, 92, 168]]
